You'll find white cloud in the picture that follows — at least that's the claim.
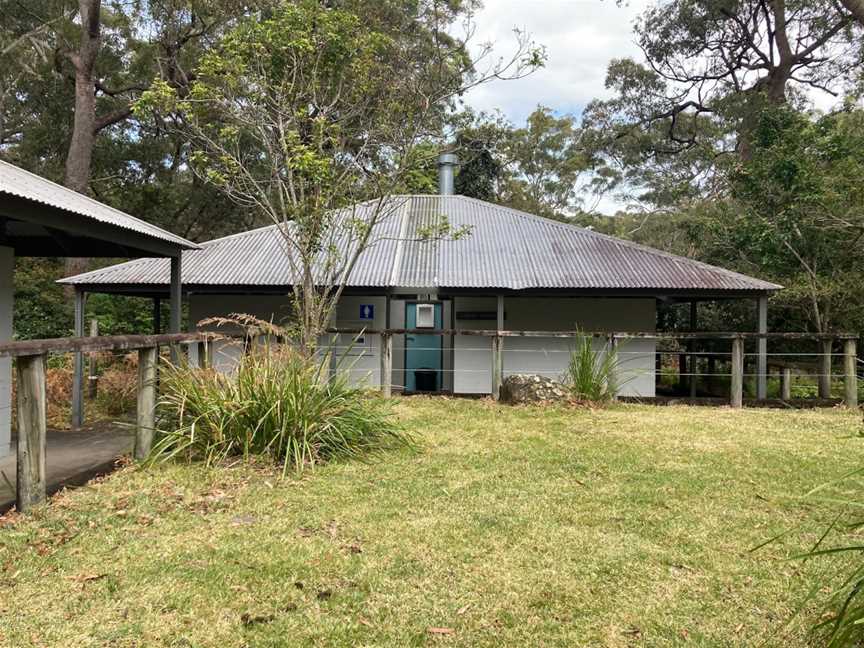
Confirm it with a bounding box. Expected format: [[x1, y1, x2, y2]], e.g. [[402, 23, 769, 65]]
[[461, 0, 651, 123]]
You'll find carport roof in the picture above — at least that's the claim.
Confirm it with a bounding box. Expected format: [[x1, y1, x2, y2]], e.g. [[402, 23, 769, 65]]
[[0, 159, 199, 257], [60, 195, 780, 295]]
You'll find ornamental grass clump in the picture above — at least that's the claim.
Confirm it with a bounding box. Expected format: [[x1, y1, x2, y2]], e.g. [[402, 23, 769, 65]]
[[150, 339, 410, 474], [563, 334, 623, 403]]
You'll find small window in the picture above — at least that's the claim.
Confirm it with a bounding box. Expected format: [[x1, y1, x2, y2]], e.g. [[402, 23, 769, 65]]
[[416, 303, 436, 328]]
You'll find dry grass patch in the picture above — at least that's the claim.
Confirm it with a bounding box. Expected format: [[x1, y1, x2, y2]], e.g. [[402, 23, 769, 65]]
[[0, 399, 860, 647]]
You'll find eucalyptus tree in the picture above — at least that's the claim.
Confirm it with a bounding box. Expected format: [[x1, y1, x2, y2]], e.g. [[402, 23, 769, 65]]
[[584, 0, 863, 207], [451, 107, 610, 220], [706, 107, 864, 333]]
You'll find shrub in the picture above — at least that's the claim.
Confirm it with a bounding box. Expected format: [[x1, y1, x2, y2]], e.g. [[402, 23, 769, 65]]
[[150, 340, 411, 474], [45, 358, 73, 429], [95, 353, 138, 417], [562, 334, 623, 402]]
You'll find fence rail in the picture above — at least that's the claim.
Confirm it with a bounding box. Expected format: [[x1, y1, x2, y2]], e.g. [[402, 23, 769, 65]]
[[326, 328, 859, 340], [0, 327, 859, 512], [325, 328, 859, 406]]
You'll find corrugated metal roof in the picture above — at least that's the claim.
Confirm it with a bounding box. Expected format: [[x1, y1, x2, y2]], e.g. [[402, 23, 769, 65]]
[[0, 159, 199, 250], [60, 195, 780, 292]]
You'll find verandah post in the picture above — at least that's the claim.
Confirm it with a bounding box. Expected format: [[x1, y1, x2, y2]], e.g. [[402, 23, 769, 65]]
[[844, 338, 858, 408], [380, 332, 392, 397], [492, 295, 504, 400], [491, 334, 503, 400], [135, 346, 158, 461], [197, 339, 211, 369], [756, 295, 768, 400], [819, 338, 833, 399], [689, 301, 697, 398], [730, 336, 744, 408], [608, 334, 619, 401], [169, 255, 182, 363], [781, 367, 792, 400], [87, 318, 99, 399], [16, 353, 47, 512], [71, 288, 85, 429]]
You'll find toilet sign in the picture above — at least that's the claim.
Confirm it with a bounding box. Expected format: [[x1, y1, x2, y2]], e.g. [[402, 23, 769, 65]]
[[359, 304, 374, 320]]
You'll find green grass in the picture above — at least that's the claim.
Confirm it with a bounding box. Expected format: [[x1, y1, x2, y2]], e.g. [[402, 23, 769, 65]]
[[0, 399, 861, 647]]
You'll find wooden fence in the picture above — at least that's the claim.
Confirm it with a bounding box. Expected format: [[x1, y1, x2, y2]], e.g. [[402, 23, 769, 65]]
[[0, 332, 212, 512], [326, 328, 860, 407], [0, 328, 858, 511]]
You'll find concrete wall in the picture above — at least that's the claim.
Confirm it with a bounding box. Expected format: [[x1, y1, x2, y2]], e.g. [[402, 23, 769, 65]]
[[188, 293, 389, 388], [0, 246, 13, 458], [453, 296, 657, 397], [187, 293, 657, 397], [330, 295, 388, 387]]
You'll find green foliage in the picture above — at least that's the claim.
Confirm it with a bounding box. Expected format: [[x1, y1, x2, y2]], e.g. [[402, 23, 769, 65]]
[[582, 0, 863, 208], [451, 106, 608, 219], [713, 107, 864, 331], [151, 341, 411, 474], [13, 258, 72, 340], [562, 335, 622, 402], [86, 292, 178, 336]]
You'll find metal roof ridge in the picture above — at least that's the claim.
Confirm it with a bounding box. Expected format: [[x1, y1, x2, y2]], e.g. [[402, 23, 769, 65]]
[[453, 195, 781, 291]]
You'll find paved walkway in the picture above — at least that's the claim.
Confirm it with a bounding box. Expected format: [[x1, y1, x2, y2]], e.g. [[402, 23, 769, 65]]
[[0, 426, 134, 511]]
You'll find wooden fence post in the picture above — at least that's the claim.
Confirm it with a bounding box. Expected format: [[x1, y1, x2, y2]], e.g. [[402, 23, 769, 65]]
[[135, 346, 158, 461], [781, 367, 792, 400], [844, 339, 858, 408], [380, 332, 392, 397], [492, 334, 503, 400], [87, 319, 99, 399], [730, 337, 744, 408], [197, 340, 210, 369], [16, 353, 47, 512], [819, 338, 833, 399], [608, 335, 619, 401]]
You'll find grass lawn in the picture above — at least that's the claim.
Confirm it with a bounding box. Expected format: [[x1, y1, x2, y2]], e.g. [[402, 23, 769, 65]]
[[0, 399, 861, 647]]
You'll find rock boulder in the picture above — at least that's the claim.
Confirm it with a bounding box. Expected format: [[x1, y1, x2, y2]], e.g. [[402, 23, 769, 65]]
[[499, 374, 569, 404]]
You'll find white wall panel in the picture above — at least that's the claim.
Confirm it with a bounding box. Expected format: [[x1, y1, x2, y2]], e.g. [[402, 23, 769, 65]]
[[188, 293, 387, 388], [453, 296, 656, 397]]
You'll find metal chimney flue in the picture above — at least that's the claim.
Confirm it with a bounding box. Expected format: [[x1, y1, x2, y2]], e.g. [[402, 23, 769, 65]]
[[437, 153, 458, 196]]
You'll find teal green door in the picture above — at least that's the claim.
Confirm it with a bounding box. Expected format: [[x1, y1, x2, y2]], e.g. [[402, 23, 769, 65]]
[[405, 302, 443, 392]]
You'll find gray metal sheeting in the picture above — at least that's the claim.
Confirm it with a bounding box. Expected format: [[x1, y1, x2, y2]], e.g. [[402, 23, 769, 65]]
[[0, 160, 198, 249], [61, 195, 779, 292]]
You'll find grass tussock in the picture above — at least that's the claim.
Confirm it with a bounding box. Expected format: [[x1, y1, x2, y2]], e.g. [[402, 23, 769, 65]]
[[563, 334, 623, 402], [151, 342, 411, 474]]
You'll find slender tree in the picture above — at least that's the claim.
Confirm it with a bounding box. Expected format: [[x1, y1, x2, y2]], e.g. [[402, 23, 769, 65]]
[[137, 1, 543, 352]]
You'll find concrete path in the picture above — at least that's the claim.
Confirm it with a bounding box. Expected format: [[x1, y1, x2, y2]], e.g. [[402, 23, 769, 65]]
[[0, 426, 134, 511]]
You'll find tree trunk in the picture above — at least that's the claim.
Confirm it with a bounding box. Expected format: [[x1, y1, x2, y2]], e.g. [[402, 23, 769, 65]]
[[63, 0, 102, 282]]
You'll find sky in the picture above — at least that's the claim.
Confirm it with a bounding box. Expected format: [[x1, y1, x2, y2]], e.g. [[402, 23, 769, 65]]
[[462, 0, 651, 124], [458, 0, 652, 213]]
